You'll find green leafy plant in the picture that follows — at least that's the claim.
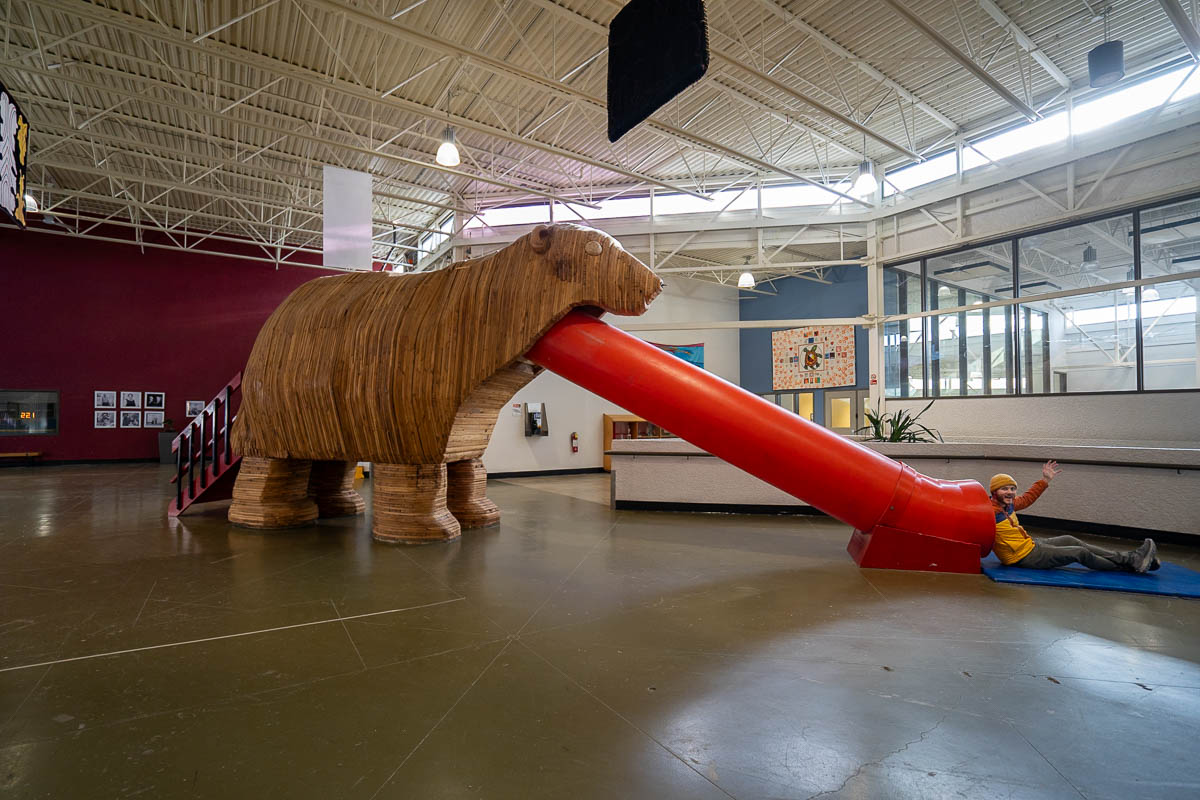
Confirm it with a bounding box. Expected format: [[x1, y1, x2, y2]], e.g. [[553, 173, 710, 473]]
[[857, 399, 943, 442]]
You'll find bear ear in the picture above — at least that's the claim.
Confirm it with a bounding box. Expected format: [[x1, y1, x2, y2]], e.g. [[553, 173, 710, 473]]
[[530, 225, 552, 253]]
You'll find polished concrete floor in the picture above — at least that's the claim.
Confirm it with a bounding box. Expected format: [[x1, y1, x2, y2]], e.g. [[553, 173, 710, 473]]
[[1, 465, 1198, 799]]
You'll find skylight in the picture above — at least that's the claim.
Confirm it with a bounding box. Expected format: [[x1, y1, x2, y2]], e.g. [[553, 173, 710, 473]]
[[465, 63, 1200, 230]]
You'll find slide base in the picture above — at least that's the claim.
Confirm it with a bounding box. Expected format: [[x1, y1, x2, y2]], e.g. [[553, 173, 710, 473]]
[[848, 525, 982, 574]]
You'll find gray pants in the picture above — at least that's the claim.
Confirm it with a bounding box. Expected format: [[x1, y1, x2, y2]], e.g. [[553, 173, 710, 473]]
[[1014, 535, 1128, 571]]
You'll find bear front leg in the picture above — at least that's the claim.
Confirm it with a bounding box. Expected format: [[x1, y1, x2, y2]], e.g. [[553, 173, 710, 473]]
[[307, 460, 366, 518], [371, 463, 461, 544], [229, 456, 319, 528], [447, 458, 500, 528]]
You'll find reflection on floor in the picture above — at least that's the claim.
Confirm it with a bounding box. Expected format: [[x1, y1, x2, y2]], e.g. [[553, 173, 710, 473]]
[[495, 473, 610, 504], [1, 465, 1198, 799]]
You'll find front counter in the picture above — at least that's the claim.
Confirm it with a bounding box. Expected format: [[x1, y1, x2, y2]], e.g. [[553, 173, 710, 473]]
[[609, 438, 1200, 538]]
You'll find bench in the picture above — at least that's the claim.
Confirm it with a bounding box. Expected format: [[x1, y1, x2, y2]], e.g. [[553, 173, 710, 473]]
[[0, 451, 42, 466]]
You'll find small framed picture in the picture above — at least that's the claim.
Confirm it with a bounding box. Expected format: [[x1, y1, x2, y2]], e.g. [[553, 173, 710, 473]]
[[94, 391, 117, 408], [94, 410, 117, 429], [145, 392, 165, 409], [121, 391, 142, 409], [120, 410, 142, 428], [186, 400, 205, 417], [144, 411, 165, 428]]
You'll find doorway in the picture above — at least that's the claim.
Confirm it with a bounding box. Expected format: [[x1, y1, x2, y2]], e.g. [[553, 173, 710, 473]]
[[824, 389, 869, 434]]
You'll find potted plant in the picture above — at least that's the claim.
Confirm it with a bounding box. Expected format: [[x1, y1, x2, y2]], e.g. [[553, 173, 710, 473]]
[[857, 399, 943, 443]]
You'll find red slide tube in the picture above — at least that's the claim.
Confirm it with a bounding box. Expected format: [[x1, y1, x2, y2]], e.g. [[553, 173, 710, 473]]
[[526, 311, 995, 553]]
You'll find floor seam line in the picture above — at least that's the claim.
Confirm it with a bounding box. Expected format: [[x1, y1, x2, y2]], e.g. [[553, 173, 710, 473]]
[[368, 640, 512, 799], [0, 597, 465, 674], [516, 639, 739, 800], [514, 521, 616, 637], [1007, 720, 1089, 799], [331, 599, 368, 670], [130, 579, 158, 629]]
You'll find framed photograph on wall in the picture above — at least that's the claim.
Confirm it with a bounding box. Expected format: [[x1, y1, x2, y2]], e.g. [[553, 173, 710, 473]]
[[120, 411, 141, 428], [120, 391, 142, 409], [144, 411, 165, 428], [145, 392, 165, 409], [94, 410, 116, 429], [94, 391, 117, 408], [185, 400, 204, 417]]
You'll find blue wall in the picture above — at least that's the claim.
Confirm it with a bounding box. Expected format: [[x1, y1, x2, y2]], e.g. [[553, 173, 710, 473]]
[[739, 265, 869, 426]]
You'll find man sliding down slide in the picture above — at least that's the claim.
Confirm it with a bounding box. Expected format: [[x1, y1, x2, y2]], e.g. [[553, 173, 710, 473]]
[[989, 461, 1158, 573]]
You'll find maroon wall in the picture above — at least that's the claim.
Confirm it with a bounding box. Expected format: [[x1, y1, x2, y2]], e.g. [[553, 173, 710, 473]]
[[1, 226, 338, 461]]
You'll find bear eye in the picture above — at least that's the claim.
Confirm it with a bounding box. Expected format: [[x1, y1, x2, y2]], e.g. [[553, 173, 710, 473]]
[[584, 240, 603, 256]]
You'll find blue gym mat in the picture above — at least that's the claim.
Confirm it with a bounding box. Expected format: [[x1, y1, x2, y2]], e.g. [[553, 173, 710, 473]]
[[981, 555, 1200, 598]]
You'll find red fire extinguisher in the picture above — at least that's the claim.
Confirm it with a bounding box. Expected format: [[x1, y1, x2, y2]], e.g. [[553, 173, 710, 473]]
[[570, 432, 579, 453]]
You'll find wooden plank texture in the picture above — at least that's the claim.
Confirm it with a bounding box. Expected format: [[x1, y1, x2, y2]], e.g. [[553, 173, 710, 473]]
[[229, 224, 662, 541]]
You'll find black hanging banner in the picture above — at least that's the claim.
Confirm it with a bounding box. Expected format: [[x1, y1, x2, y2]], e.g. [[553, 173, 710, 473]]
[[1, 81, 31, 228], [607, 0, 709, 143]]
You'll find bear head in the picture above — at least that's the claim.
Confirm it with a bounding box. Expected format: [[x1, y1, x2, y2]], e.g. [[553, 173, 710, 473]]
[[525, 223, 663, 317]]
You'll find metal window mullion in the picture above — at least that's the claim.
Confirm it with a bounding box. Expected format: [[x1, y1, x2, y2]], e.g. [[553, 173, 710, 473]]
[[897, 273, 910, 398], [1023, 306, 1035, 393], [927, 265, 940, 398], [1041, 311, 1051, 390], [982, 299, 993, 395], [1134, 209, 1145, 392], [1012, 238, 1022, 395], [958, 288, 968, 396], [921, 259, 930, 397]]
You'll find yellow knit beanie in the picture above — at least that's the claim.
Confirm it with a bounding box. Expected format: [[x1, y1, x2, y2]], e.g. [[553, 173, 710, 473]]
[[989, 473, 1017, 493]]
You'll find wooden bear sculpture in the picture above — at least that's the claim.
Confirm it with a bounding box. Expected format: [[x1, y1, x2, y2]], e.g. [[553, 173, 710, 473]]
[[229, 223, 663, 543]]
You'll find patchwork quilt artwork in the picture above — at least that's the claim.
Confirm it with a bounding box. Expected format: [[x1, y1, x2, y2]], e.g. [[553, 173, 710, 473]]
[[772, 325, 855, 390]]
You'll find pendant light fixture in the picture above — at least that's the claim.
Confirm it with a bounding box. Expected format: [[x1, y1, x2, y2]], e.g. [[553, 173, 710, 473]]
[[1087, 9, 1124, 88], [435, 125, 460, 167], [737, 271, 756, 289], [852, 160, 877, 198]]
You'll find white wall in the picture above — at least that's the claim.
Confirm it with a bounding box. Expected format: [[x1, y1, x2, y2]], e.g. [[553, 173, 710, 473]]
[[482, 277, 740, 474], [886, 391, 1200, 447]]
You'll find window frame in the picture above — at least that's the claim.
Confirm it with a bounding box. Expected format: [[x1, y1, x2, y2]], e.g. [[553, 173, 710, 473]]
[[880, 190, 1200, 399]]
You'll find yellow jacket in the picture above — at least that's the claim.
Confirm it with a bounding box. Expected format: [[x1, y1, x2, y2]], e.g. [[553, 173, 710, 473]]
[[992, 479, 1048, 565]]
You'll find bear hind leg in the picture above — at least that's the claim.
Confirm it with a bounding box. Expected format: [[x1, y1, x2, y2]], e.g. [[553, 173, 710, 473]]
[[307, 460, 366, 518], [372, 463, 460, 544], [447, 458, 500, 528], [229, 456, 319, 528]]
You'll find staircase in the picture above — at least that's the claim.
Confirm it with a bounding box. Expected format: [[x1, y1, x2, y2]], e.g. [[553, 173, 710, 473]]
[[168, 373, 242, 517]]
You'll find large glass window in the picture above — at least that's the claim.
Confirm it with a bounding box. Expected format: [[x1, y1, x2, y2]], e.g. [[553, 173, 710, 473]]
[[1016, 214, 1134, 298], [926, 244, 1014, 396], [0, 391, 59, 435], [883, 262, 923, 397], [1020, 291, 1136, 393], [1140, 196, 1200, 389]]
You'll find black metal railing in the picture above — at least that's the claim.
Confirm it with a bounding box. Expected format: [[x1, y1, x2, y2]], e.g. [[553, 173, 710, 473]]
[[171, 372, 242, 511]]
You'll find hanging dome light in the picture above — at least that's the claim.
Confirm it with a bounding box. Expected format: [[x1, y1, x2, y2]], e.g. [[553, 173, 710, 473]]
[[23, 194, 38, 213], [1142, 286, 1160, 302], [737, 271, 756, 289], [435, 126, 460, 167], [851, 160, 877, 197], [1087, 10, 1124, 88]]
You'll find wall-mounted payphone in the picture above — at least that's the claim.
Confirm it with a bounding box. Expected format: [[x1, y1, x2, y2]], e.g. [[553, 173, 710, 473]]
[[523, 402, 549, 437]]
